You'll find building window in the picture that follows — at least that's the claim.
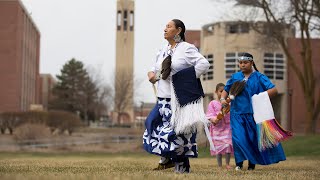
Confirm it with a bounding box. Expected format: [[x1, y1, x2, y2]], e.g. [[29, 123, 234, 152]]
[[130, 11, 134, 31], [123, 10, 128, 31], [224, 52, 244, 78], [204, 25, 214, 36], [227, 23, 249, 34], [117, 10, 121, 30], [263, 53, 285, 80], [203, 54, 214, 81], [229, 24, 238, 33]]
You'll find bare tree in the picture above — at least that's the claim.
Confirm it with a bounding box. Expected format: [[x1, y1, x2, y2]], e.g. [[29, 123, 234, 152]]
[[113, 69, 134, 124], [86, 65, 113, 120], [79, 74, 98, 123], [231, 0, 320, 134]]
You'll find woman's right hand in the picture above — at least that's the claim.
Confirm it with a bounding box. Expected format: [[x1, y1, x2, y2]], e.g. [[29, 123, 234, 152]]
[[148, 72, 157, 84]]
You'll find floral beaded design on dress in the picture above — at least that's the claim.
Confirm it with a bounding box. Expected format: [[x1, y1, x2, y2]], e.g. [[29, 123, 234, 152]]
[[143, 98, 197, 157]]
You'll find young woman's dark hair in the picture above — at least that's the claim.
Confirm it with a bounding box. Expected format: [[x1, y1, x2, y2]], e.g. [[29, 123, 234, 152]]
[[252, 62, 259, 72], [240, 52, 253, 59], [172, 19, 186, 41]]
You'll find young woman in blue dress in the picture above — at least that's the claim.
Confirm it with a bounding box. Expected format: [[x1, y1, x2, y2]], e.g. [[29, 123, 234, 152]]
[[220, 52, 286, 171]]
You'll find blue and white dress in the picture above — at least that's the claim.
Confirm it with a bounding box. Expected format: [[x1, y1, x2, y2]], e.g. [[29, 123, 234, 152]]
[[225, 71, 286, 165], [143, 98, 197, 158], [143, 42, 209, 162]]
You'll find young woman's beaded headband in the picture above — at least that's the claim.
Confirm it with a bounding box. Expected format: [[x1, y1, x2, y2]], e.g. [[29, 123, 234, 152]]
[[238, 56, 253, 61]]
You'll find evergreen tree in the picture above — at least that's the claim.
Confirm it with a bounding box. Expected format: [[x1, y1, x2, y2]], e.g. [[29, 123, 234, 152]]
[[49, 58, 98, 122]]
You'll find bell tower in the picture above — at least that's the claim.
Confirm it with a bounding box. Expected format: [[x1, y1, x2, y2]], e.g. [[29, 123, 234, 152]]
[[114, 0, 135, 124]]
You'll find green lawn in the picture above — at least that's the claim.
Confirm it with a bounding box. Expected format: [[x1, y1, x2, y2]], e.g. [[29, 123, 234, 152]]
[[198, 134, 320, 158], [0, 135, 319, 180], [281, 135, 320, 156]]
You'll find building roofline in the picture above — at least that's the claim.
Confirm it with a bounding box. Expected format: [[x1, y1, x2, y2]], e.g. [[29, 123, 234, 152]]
[[202, 20, 293, 29], [13, 0, 41, 35]]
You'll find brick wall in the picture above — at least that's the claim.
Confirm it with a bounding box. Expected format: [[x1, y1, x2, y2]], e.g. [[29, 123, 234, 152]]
[[287, 38, 320, 133], [0, 0, 40, 112]]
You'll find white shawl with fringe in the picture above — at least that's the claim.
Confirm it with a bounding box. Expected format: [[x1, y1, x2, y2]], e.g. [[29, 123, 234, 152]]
[[170, 81, 207, 134]]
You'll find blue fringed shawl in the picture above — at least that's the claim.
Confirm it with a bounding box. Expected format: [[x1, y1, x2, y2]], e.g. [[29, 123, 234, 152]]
[[170, 66, 208, 134], [172, 67, 204, 106]]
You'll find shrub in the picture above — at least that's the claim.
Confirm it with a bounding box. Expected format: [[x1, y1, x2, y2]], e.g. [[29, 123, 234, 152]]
[[0, 112, 23, 134], [23, 111, 48, 124], [0, 111, 83, 135], [14, 123, 51, 145], [48, 110, 83, 135]]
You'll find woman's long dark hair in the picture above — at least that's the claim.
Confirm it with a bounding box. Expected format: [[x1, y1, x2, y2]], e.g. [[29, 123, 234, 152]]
[[253, 62, 259, 72], [172, 19, 186, 41]]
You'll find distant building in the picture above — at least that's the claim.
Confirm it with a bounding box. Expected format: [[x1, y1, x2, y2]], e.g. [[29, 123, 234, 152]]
[[287, 38, 320, 133], [200, 21, 295, 129], [185, 30, 201, 50], [39, 74, 56, 110], [133, 102, 155, 128], [0, 0, 40, 112]]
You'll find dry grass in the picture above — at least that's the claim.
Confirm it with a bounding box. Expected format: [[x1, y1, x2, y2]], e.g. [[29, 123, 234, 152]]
[[0, 153, 319, 180], [0, 132, 319, 179]]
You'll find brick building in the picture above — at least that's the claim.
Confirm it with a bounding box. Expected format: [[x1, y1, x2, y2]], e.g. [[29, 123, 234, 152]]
[[0, 0, 40, 112], [185, 30, 201, 50], [39, 74, 56, 110], [287, 38, 320, 133]]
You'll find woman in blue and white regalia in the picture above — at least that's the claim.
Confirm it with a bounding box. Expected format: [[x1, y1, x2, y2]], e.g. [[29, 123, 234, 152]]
[[143, 19, 210, 173]]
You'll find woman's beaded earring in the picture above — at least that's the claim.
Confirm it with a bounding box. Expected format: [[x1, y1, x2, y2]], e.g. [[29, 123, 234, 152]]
[[173, 34, 182, 43]]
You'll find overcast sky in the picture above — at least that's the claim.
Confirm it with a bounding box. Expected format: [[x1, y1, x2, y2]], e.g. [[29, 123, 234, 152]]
[[21, 0, 235, 104]]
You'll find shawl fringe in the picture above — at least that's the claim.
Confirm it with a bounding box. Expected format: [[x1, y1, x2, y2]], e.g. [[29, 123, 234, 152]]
[[170, 82, 206, 135]]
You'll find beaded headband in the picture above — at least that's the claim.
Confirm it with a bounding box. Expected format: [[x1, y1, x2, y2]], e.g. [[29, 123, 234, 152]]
[[238, 55, 253, 61]]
